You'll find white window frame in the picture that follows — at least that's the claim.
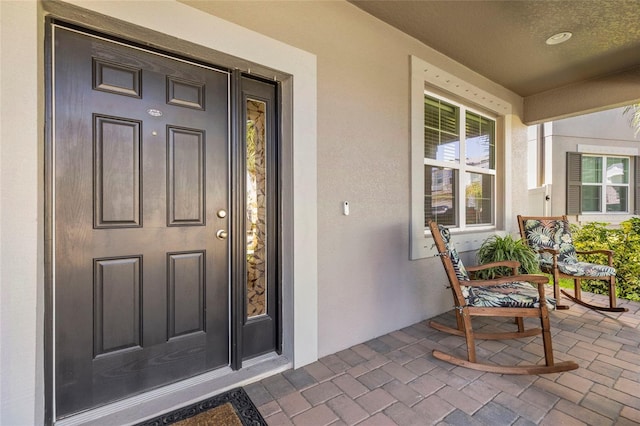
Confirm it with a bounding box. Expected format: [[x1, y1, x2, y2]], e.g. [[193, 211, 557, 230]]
[[410, 55, 514, 259], [581, 154, 631, 213], [572, 144, 639, 219], [423, 92, 497, 229]]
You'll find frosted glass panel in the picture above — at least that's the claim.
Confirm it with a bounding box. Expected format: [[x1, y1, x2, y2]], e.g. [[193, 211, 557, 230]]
[[246, 99, 267, 318]]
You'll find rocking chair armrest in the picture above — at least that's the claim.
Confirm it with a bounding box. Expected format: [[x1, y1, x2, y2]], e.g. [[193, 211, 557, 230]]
[[509, 274, 550, 285], [538, 247, 560, 256], [575, 248, 614, 265], [576, 249, 614, 257], [465, 260, 520, 274], [467, 273, 549, 287]]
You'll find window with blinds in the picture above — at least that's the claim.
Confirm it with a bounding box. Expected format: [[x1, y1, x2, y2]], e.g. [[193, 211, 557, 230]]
[[424, 94, 496, 229], [566, 152, 636, 214]]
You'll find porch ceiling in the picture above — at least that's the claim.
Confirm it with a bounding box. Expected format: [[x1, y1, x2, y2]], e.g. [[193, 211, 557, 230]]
[[350, 0, 640, 98], [350, 0, 640, 122]]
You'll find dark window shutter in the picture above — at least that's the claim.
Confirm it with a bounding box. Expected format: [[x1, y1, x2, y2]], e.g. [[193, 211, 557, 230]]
[[635, 156, 640, 215], [566, 152, 582, 215]]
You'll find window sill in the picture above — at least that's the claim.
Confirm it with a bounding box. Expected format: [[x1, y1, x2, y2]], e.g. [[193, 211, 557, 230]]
[[412, 228, 506, 260], [576, 213, 634, 227]]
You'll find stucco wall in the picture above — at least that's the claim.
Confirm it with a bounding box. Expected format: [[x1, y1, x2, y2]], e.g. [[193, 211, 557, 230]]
[[552, 106, 638, 140], [186, 1, 528, 356], [508, 114, 531, 227]]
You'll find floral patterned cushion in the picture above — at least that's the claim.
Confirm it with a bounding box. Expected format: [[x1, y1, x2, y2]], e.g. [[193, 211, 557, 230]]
[[437, 225, 472, 301], [521, 219, 576, 262], [523, 219, 615, 277], [437, 225, 555, 309], [467, 282, 556, 309], [437, 225, 470, 282], [540, 259, 615, 277]]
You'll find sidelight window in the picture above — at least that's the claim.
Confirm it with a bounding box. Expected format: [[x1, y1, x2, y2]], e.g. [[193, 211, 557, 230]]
[[246, 99, 268, 318]]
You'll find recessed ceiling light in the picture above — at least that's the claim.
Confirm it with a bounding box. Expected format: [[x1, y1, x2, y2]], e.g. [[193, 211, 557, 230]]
[[546, 31, 572, 45]]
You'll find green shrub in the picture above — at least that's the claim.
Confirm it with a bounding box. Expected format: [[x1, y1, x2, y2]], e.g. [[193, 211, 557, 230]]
[[570, 218, 640, 302], [475, 234, 540, 279]]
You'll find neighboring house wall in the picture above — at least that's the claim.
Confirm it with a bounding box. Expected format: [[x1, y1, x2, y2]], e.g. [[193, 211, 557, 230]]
[[548, 107, 640, 224], [1, 0, 534, 423]]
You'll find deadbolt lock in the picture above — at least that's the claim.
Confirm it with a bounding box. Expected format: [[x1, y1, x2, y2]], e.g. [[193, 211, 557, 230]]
[[217, 209, 227, 218]]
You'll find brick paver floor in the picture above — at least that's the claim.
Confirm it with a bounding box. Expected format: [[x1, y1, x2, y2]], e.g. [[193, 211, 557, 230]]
[[247, 292, 640, 425]]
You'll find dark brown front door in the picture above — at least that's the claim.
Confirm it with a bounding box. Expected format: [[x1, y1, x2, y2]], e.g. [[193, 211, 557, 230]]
[[53, 26, 229, 417]]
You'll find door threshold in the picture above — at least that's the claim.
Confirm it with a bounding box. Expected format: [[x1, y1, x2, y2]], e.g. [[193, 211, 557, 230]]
[[55, 353, 291, 426]]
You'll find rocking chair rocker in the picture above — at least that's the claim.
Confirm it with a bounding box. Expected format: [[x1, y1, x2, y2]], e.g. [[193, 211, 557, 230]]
[[428, 221, 578, 375], [517, 215, 627, 313]]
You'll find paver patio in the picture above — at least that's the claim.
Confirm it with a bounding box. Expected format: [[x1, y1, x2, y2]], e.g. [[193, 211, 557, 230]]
[[247, 291, 640, 425]]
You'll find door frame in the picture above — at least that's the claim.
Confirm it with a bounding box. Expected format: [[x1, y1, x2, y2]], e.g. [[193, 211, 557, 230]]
[[44, 20, 283, 421], [4, 2, 318, 425], [233, 73, 283, 364]]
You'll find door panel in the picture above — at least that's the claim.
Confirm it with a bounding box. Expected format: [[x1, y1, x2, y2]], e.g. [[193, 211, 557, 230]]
[[53, 27, 229, 417], [94, 116, 141, 228], [168, 251, 205, 337], [167, 128, 206, 225], [93, 256, 142, 356]]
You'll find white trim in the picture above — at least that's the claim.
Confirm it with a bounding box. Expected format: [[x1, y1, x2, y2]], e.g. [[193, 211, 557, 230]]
[[421, 61, 512, 115], [578, 213, 635, 223], [410, 55, 514, 259], [420, 230, 507, 258], [411, 56, 428, 259], [579, 154, 631, 214], [577, 144, 638, 156]]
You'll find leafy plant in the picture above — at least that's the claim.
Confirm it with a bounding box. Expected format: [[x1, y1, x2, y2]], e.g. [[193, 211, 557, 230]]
[[475, 234, 540, 279], [623, 103, 640, 137], [571, 218, 640, 301]]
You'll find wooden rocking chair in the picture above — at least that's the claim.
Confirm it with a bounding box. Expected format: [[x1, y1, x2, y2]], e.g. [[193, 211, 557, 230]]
[[517, 215, 627, 313], [428, 221, 578, 374]]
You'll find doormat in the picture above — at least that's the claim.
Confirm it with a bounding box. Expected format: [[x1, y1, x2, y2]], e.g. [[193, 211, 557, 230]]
[[137, 387, 267, 426]]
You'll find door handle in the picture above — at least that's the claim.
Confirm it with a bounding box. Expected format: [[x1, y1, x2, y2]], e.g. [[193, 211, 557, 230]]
[[216, 230, 228, 240]]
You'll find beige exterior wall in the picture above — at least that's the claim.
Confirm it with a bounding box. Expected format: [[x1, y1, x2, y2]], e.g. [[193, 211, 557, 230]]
[[189, 1, 528, 354], [0, 1, 535, 423]]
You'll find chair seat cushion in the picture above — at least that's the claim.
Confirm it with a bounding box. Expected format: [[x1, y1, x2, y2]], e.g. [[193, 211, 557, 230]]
[[462, 281, 556, 309], [540, 259, 615, 277]]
